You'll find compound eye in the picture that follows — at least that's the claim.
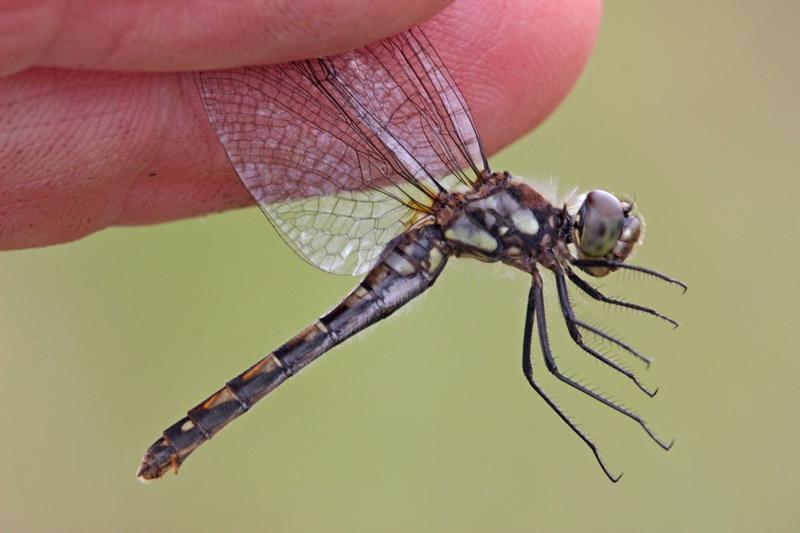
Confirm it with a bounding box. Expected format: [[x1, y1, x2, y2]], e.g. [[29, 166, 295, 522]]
[[576, 190, 624, 258]]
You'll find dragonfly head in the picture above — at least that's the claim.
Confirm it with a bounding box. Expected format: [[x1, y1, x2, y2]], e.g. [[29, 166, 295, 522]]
[[572, 190, 643, 277]]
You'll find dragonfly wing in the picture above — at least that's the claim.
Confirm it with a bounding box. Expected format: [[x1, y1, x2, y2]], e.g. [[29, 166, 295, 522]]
[[264, 188, 409, 276], [197, 27, 487, 275], [304, 27, 488, 190]]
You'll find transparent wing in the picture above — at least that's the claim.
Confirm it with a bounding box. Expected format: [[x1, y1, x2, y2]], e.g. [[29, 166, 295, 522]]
[[197, 27, 487, 275], [266, 188, 408, 276]]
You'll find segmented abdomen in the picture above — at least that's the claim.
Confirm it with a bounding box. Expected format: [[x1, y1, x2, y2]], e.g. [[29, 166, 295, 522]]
[[137, 225, 448, 480]]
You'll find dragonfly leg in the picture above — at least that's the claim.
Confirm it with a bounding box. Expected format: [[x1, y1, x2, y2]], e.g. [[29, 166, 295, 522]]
[[560, 269, 657, 367], [572, 260, 687, 293], [566, 269, 678, 328], [555, 268, 657, 393], [522, 271, 622, 483], [544, 268, 674, 451]]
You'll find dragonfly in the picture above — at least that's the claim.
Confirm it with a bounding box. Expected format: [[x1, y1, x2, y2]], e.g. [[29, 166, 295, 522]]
[[137, 27, 685, 482]]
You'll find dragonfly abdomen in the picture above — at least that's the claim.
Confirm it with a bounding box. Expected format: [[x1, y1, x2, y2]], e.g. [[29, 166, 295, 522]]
[[138, 225, 449, 480]]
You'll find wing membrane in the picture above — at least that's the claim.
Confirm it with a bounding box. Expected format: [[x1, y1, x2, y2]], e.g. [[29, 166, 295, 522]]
[[266, 188, 408, 276], [197, 27, 487, 275]]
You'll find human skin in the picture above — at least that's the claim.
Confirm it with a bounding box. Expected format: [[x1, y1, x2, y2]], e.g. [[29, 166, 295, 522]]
[[0, 0, 602, 250]]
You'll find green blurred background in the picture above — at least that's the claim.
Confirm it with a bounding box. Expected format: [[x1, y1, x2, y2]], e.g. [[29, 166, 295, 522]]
[[1, 3, 798, 532]]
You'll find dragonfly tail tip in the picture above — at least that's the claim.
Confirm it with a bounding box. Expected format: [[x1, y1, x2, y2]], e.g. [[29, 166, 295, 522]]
[[136, 436, 182, 482]]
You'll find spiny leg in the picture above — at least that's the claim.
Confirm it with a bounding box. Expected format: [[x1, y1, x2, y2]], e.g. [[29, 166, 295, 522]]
[[547, 268, 674, 451], [571, 315, 653, 367], [555, 269, 656, 367], [567, 270, 679, 328], [522, 272, 622, 482], [572, 260, 687, 293], [555, 268, 657, 394]]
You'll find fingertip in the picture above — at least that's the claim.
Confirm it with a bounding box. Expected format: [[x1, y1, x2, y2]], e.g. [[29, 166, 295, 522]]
[[23, 0, 453, 73], [424, 0, 603, 153]]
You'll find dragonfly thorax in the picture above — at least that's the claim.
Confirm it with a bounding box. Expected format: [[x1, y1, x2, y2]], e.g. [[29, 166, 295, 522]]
[[438, 174, 567, 272]]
